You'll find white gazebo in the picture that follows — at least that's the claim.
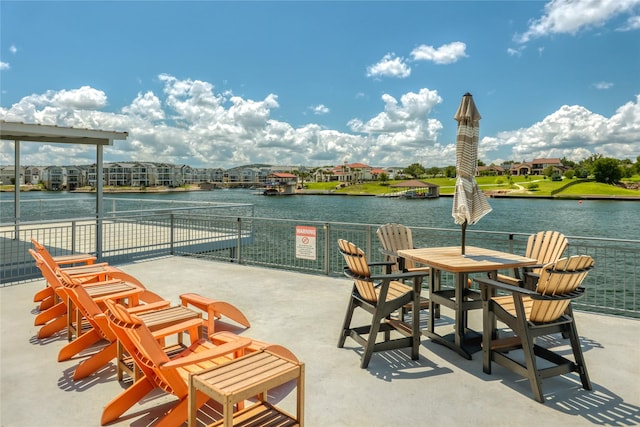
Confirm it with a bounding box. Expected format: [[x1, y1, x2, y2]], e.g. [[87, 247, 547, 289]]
[[0, 121, 128, 257]]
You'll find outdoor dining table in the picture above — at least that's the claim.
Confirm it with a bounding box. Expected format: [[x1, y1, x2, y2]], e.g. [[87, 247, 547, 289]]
[[397, 246, 537, 359]]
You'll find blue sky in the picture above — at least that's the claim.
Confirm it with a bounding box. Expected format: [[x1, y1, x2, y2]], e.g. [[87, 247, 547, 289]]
[[1, 0, 639, 169]]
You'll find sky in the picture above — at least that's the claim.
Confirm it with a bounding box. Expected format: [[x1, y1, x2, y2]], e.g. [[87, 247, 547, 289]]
[[1, 0, 639, 169]]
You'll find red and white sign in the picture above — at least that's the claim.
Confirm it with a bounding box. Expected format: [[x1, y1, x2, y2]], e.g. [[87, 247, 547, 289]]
[[295, 226, 317, 260]]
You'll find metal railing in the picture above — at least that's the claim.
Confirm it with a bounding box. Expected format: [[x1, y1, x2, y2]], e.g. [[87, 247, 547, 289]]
[[1, 210, 638, 318]]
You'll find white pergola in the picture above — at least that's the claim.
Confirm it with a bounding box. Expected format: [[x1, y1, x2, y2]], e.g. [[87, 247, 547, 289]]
[[0, 121, 128, 257]]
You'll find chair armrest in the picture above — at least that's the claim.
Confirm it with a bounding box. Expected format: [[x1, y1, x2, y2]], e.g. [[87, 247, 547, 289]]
[[344, 267, 426, 282], [179, 293, 215, 312], [530, 287, 586, 301], [53, 254, 97, 266], [150, 318, 204, 340], [129, 300, 171, 314], [522, 264, 544, 274], [474, 276, 539, 297], [368, 261, 396, 268], [160, 337, 252, 369], [370, 270, 428, 281]]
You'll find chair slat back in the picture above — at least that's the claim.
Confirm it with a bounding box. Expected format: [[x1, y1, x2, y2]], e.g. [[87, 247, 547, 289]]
[[29, 248, 62, 292], [31, 239, 61, 278], [526, 231, 568, 266], [529, 255, 594, 322], [104, 299, 178, 393], [338, 239, 378, 303], [377, 223, 417, 270]]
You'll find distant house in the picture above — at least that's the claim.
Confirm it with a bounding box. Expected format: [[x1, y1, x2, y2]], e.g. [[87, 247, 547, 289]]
[[25, 166, 45, 185], [0, 165, 25, 185], [510, 162, 532, 176], [477, 165, 506, 176], [509, 158, 565, 176], [531, 158, 564, 175]]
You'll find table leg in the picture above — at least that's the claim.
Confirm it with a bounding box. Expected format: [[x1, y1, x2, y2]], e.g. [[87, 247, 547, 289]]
[[427, 269, 440, 334], [412, 275, 421, 360], [454, 273, 466, 350]]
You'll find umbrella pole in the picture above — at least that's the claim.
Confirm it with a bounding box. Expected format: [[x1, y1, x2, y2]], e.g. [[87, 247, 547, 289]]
[[461, 220, 467, 255]]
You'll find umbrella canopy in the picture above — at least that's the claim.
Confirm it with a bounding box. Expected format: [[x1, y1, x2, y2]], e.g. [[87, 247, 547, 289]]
[[452, 93, 492, 254]]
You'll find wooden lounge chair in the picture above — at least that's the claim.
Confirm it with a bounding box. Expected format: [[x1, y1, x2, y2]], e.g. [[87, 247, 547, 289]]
[[101, 298, 252, 426], [29, 247, 153, 339], [30, 249, 141, 340], [376, 223, 431, 318], [475, 255, 594, 403], [30, 240, 138, 327], [337, 239, 423, 368], [497, 230, 568, 289], [31, 238, 100, 310]]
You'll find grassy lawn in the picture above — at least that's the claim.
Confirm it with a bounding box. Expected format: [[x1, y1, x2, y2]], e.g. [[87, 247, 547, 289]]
[[305, 175, 640, 198]]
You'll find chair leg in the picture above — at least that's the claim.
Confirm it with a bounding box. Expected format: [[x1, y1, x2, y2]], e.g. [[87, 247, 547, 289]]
[[565, 313, 592, 391], [155, 393, 209, 427], [520, 324, 545, 403], [33, 286, 54, 302], [337, 296, 356, 348], [37, 316, 67, 339], [482, 301, 494, 374], [34, 302, 66, 325], [361, 318, 382, 369], [101, 377, 155, 425], [73, 341, 117, 380], [58, 329, 101, 361], [38, 294, 56, 311]]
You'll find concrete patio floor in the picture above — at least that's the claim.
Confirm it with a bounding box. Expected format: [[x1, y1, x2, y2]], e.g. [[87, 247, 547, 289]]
[[1, 255, 639, 426]]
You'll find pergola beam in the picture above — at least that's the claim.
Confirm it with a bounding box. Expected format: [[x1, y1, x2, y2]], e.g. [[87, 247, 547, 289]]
[[0, 121, 128, 259]]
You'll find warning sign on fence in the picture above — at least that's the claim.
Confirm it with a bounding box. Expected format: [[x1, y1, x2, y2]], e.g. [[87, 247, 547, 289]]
[[295, 225, 317, 260]]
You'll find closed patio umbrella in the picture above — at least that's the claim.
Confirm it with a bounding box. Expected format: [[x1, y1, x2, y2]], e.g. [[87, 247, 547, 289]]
[[452, 92, 492, 255]]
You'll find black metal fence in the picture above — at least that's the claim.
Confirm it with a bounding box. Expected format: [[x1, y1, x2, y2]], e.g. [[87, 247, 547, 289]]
[[1, 210, 637, 318]]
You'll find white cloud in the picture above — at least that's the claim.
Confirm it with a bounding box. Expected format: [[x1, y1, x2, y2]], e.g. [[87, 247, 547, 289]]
[[507, 47, 523, 57], [52, 86, 108, 110], [121, 91, 165, 121], [9, 44, 17, 54], [480, 95, 640, 163], [515, 0, 640, 43], [310, 104, 330, 115], [593, 81, 614, 90], [411, 42, 468, 64], [0, 62, 9, 70], [618, 15, 640, 30], [1, 76, 638, 168], [366, 53, 411, 78]]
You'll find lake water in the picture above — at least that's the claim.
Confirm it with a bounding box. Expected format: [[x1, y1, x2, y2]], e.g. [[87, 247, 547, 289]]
[[2, 190, 639, 240]]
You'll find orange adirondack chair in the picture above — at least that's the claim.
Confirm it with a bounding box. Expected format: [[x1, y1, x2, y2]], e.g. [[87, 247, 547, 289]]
[[30, 240, 144, 328], [29, 248, 155, 339], [101, 299, 252, 426], [31, 238, 97, 305]]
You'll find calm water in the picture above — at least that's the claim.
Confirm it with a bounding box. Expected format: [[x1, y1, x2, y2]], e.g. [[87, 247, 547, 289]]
[[2, 190, 639, 240]]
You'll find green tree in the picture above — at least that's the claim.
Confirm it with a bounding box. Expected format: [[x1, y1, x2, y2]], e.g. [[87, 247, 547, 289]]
[[592, 157, 623, 184], [560, 156, 576, 168], [444, 165, 456, 178], [378, 172, 389, 185], [426, 167, 441, 178], [403, 163, 425, 178], [543, 166, 555, 178], [564, 170, 575, 179]]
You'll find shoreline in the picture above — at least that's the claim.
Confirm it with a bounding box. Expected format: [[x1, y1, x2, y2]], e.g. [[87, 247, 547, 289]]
[[2, 186, 639, 201]]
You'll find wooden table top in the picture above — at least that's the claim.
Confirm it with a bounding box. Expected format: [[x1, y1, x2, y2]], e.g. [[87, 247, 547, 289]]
[[397, 246, 537, 273]]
